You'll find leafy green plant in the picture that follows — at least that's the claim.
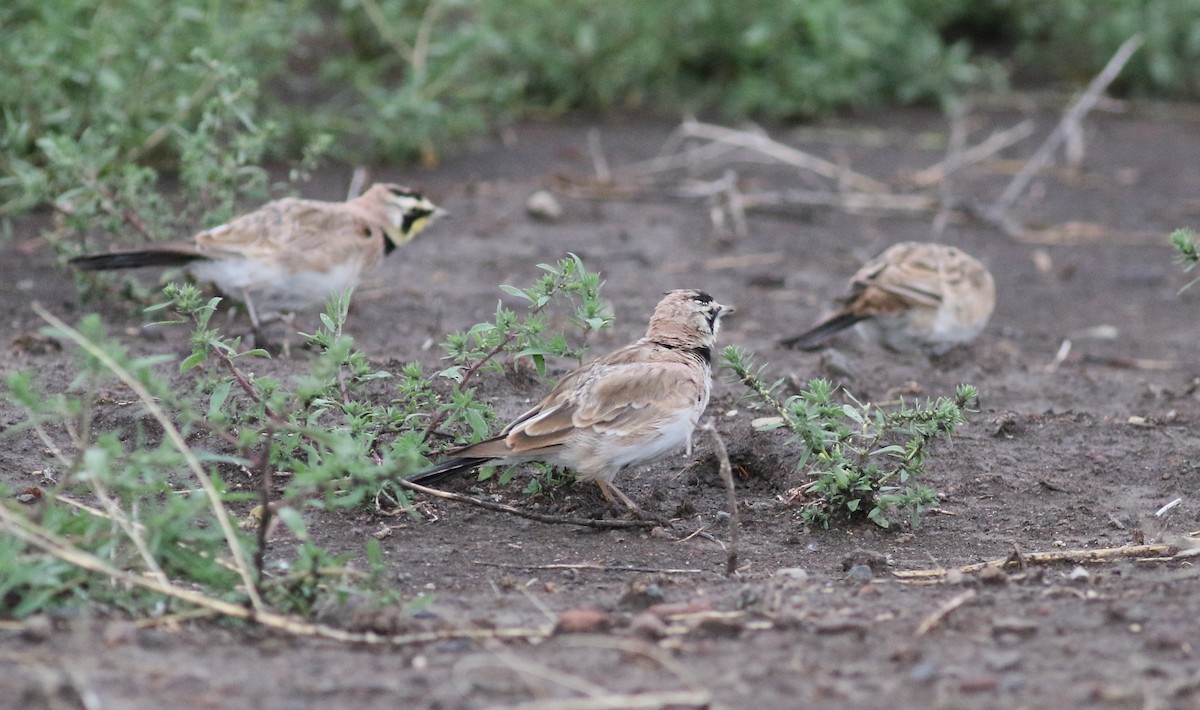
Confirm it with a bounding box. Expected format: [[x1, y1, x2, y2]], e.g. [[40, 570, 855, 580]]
[[1170, 227, 1199, 292], [723, 345, 978, 528], [0, 254, 612, 621], [429, 253, 612, 489]]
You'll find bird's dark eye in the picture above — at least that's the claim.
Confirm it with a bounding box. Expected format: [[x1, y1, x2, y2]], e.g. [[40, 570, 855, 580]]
[[402, 207, 434, 233], [361, 226, 373, 238]]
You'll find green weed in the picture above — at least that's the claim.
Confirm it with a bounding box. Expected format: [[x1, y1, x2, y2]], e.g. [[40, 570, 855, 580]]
[[0, 254, 610, 621], [1170, 228, 1200, 292], [723, 345, 978, 528]]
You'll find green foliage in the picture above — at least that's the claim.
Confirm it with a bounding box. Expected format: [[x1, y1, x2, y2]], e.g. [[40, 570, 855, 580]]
[[1, 255, 610, 620], [7, 0, 1200, 228], [441, 253, 612, 382], [434, 254, 612, 489], [1003, 1, 1200, 96], [1171, 227, 1200, 292], [723, 346, 978, 528]]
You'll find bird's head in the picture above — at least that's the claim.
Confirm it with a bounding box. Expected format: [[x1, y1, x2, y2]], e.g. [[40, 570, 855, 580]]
[[647, 289, 734, 352], [366, 184, 446, 253]]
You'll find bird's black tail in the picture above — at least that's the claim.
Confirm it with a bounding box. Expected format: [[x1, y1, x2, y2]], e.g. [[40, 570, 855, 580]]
[[69, 250, 206, 271], [405, 456, 493, 487], [779, 312, 864, 350]]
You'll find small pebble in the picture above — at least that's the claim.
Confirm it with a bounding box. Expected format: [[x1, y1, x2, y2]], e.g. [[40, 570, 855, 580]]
[[526, 190, 563, 221], [774, 567, 809, 582]]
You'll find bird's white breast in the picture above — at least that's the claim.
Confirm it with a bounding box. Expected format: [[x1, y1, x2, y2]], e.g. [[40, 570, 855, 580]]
[[188, 258, 363, 317]]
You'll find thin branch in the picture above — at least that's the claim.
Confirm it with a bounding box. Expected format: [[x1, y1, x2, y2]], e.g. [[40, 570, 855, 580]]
[[905, 119, 1036, 189], [915, 589, 976, 636], [702, 422, 740, 576], [674, 119, 889, 192], [743, 188, 937, 213], [987, 35, 1144, 224], [473, 561, 703, 574], [506, 690, 713, 710], [393, 478, 660, 530], [893, 542, 1180, 581], [253, 426, 276, 587], [84, 473, 171, 589], [587, 128, 611, 182]]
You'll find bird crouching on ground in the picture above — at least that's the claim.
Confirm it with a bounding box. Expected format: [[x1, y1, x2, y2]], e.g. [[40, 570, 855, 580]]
[[407, 289, 735, 516], [68, 183, 445, 328], [780, 242, 995, 353]]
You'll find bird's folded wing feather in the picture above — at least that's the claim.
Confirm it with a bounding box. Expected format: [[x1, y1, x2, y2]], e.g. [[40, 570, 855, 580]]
[[194, 200, 382, 259], [502, 360, 701, 453], [859, 261, 945, 308]]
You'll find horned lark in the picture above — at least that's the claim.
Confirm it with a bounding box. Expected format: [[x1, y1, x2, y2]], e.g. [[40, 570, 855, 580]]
[[781, 242, 995, 353], [408, 289, 734, 513], [68, 183, 444, 326]]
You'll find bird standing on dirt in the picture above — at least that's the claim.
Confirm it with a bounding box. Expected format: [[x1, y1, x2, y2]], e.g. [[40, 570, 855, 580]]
[[68, 183, 445, 327], [780, 242, 995, 353], [408, 289, 735, 514]]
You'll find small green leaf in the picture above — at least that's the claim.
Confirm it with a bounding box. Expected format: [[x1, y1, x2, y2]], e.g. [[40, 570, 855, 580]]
[[208, 379, 232, 419], [180, 351, 207, 371]]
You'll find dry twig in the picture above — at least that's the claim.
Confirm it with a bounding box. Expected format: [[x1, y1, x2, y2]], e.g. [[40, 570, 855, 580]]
[[506, 690, 713, 710], [915, 589, 976, 636], [393, 478, 661, 530], [905, 119, 1036, 189], [663, 119, 888, 192], [702, 422, 740, 576], [894, 542, 1180, 582], [473, 561, 703, 574], [987, 35, 1144, 228]]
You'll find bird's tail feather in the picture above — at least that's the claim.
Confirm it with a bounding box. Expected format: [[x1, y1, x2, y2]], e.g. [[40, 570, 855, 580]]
[[779, 312, 864, 350], [69, 250, 206, 271], [405, 456, 493, 487]]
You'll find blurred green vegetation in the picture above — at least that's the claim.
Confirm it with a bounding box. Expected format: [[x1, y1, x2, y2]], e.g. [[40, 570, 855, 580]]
[[3, 0, 1199, 220]]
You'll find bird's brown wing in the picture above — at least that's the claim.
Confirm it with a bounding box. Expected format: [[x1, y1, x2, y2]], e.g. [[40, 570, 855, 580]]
[[194, 199, 385, 265], [849, 244, 946, 311], [493, 358, 703, 455]]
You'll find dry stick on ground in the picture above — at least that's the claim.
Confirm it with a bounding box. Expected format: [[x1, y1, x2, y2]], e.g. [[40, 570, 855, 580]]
[[893, 542, 1180, 581], [253, 426, 276, 586], [915, 589, 977, 636], [672, 119, 889, 192], [702, 422, 741, 576], [587, 127, 611, 182], [986, 34, 1144, 233], [904, 119, 1036, 189], [0, 502, 550, 646], [743, 189, 937, 214], [931, 101, 970, 236], [391, 478, 660, 530], [33, 304, 266, 615], [506, 690, 714, 710], [474, 561, 704, 574]]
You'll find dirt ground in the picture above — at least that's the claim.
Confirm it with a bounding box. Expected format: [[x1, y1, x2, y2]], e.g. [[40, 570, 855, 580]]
[[4, 98, 1200, 709]]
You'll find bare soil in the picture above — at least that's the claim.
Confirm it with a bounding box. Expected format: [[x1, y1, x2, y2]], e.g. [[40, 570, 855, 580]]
[[4, 100, 1200, 709]]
